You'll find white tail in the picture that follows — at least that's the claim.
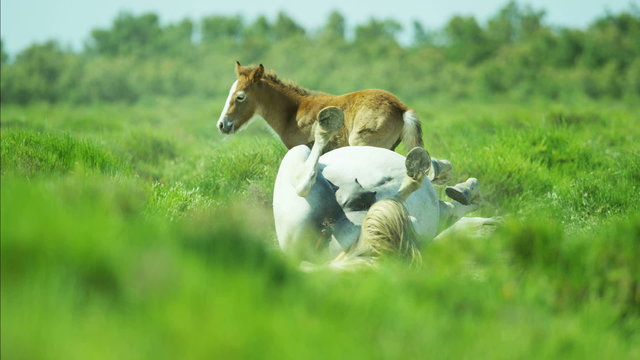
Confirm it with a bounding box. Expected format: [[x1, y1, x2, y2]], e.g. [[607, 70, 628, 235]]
[[402, 110, 424, 150]]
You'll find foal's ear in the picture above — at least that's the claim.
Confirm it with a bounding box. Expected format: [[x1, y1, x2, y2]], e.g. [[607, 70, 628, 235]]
[[250, 64, 264, 82], [235, 61, 242, 76]]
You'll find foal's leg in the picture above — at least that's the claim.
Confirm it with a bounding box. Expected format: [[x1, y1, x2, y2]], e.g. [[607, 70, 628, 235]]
[[293, 107, 344, 197], [396, 147, 431, 201]]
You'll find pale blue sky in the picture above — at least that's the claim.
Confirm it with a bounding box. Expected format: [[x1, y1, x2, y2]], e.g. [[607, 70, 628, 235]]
[[1, 0, 636, 55]]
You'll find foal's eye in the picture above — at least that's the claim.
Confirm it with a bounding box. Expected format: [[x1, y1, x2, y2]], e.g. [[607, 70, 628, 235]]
[[236, 93, 246, 102]]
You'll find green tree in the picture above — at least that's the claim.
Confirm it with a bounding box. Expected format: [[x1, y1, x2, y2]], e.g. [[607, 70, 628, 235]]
[[75, 57, 139, 103], [155, 19, 194, 56], [551, 29, 585, 67], [412, 21, 437, 46], [87, 12, 163, 56], [244, 16, 273, 42], [1, 38, 8, 64], [355, 19, 402, 44], [486, 1, 545, 46], [273, 12, 306, 40], [581, 12, 640, 68], [320, 11, 346, 40], [201, 15, 244, 44], [444, 16, 490, 64], [1, 41, 73, 103]]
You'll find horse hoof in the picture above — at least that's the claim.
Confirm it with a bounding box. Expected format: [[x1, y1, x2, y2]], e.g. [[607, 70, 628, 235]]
[[445, 178, 480, 205], [429, 159, 452, 185], [405, 147, 431, 180], [317, 106, 344, 133]]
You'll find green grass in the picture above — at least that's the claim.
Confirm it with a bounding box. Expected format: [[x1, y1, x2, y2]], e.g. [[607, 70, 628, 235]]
[[1, 98, 639, 359]]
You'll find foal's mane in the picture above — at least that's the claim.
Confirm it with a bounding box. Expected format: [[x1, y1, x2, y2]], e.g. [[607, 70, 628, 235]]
[[241, 65, 313, 97]]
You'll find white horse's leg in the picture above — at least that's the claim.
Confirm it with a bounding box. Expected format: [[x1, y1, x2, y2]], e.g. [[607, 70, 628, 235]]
[[396, 147, 431, 201], [439, 200, 479, 225], [435, 216, 503, 241], [438, 177, 482, 226], [429, 158, 452, 185], [293, 107, 344, 197], [445, 177, 481, 205]]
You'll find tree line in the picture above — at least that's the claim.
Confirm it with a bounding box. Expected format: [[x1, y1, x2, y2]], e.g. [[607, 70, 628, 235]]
[[1, 1, 639, 104]]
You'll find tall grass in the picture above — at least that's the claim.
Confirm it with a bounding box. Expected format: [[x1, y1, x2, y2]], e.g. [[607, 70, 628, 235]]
[[1, 98, 639, 359]]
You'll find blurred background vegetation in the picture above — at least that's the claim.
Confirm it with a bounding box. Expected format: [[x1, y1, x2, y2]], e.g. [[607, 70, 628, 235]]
[[2, 1, 640, 104], [1, 2, 639, 359]]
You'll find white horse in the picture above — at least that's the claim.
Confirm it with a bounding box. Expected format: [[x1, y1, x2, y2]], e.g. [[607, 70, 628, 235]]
[[273, 107, 493, 266]]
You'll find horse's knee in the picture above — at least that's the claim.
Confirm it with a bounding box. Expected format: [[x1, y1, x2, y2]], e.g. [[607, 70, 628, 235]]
[[283, 145, 311, 165], [294, 167, 317, 197]]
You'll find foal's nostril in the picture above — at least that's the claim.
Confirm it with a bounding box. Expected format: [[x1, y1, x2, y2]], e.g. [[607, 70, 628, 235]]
[[217, 122, 223, 130]]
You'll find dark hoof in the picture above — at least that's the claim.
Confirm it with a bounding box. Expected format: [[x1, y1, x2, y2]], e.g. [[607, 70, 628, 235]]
[[429, 159, 452, 185], [445, 178, 480, 205], [445, 186, 471, 205], [405, 147, 431, 180], [317, 107, 344, 133]]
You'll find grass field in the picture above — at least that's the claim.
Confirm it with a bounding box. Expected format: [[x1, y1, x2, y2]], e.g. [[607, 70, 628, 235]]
[[1, 97, 639, 359]]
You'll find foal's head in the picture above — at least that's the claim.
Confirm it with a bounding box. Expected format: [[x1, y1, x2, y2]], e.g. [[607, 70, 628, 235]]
[[217, 62, 264, 134]]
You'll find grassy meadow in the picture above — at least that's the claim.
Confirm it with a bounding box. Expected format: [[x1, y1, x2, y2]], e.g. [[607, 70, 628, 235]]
[[1, 95, 639, 359]]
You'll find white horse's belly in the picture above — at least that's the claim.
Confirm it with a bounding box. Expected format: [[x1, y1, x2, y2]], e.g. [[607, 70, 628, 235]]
[[320, 146, 440, 240]]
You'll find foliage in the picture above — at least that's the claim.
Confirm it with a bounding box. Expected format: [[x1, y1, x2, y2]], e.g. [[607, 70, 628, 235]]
[[444, 16, 491, 64], [1, 41, 76, 104], [85, 12, 194, 57], [1, 38, 8, 64], [2, 4, 640, 104]]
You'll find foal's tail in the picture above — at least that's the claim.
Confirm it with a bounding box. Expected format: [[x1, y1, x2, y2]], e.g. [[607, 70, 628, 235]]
[[402, 110, 424, 150]]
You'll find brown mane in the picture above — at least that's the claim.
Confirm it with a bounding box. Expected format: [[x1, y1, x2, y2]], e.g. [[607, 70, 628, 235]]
[[240, 65, 313, 97]]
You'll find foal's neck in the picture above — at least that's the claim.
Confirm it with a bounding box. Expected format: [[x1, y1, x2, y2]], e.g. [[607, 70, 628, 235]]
[[255, 81, 304, 146]]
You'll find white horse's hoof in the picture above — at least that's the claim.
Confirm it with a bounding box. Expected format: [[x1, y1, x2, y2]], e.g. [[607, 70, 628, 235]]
[[429, 159, 452, 185], [317, 106, 344, 133], [446, 177, 480, 205], [405, 147, 431, 180]]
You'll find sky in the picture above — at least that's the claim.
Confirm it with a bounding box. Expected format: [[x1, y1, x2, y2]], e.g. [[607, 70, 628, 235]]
[[1, 0, 637, 55]]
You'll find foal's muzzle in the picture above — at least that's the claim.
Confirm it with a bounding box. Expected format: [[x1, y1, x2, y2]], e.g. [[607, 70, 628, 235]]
[[217, 117, 234, 134]]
